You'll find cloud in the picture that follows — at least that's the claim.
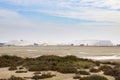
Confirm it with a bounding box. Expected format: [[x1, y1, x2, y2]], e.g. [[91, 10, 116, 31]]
[[0, 8, 41, 28], [0, 0, 120, 43], [0, 8, 21, 18], [2, 0, 120, 10], [1, 0, 120, 24]]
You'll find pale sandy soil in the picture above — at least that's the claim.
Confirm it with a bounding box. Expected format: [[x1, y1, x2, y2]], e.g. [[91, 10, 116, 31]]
[[0, 68, 75, 80], [0, 67, 115, 80], [0, 46, 120, 58]]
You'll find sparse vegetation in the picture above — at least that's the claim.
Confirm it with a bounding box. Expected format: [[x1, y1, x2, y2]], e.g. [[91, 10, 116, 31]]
[[8, 75, 25, 80], [15, 71, 27, 73], [76, 70, 90, 75], [90, 68, 100, 73], [32, 72, 55, 79], [80, 75, 108, 80], [34, 71, 41, 74], [0, 55, 23, 68], [99, 65, 112, 72], [104, 65, 120, 80], [73, 74, 81, 79], [0, 55, 97, 74], [0, 55, 119, 80], [23, 55, 97, 73], [0, 75, 25, 80], [8, 65, 17, 71]]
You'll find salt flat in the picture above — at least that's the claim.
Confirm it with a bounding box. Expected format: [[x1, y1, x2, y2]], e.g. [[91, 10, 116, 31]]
[[0, 46, 120, 60]]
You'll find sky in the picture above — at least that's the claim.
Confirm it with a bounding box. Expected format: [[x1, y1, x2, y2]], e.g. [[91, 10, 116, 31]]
[[0, 0, 120, 44]]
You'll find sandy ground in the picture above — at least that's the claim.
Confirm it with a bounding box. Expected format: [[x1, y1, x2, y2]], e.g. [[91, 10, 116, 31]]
[[0, 67, 115, 80], [0, 67, 75, 80]]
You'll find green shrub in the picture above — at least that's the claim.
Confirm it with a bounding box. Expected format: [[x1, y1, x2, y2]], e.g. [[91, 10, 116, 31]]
[[90, 68, 100, 73], [32, 72, 55, 79], [8, 75, 25, 80], [63, 55, 78, 61], [104, 66, 120, 80], [76, 70, 90, 75], [99, 65, 112, 72], [80, 75, 108, 80], [102, 62, 118, 65], [28, 65, 44, 71], [73, 74, 81, 79], [58, 66, 77, 73], [15, 71, 27, 73], [8, 65, 17, 71], [74, 61, 96, 69], [19, 67, 24, 70], [0, 55, 23, 68]]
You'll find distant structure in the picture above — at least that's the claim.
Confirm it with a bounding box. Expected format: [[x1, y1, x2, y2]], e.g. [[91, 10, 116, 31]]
[[1, 40, 115, 47], [0, 43, 5, 47], [5, 40, 34, 46], [71, 40, 113, 46]]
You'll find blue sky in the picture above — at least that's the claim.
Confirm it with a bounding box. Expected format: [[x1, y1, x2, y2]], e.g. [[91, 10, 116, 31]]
[[0, 0, 120, 44]]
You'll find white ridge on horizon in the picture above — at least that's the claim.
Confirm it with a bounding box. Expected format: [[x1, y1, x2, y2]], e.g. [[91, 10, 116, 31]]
[[1, 39, 117, 46]]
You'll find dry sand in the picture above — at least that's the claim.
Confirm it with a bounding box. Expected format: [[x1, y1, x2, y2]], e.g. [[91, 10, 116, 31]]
[[0, 46, 120, 59], [0, 67, 75, 80], [0, 67, 115, 80]]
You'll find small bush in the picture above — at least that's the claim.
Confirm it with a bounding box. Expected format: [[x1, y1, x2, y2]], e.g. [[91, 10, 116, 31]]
[[34, 71, 41, 74], [19, 67, 24, 70], [58, 66, 77, 73], [32, 72, 55, 79], [8, 75, 25, 80], [90, 68, 100, 73], [94, 61, 101, 66], [102, 62, 118, 65], [99, 65, 112, 72], [80, 75, 108, 80], [28, 65, 45, 71], [104, 66, 120, 80], [76, 70, 90, 75], [15, 71, 27, 73], [8, 66, 17, 71], [73, 74, 81, 79], [0, 55, 23, 68]]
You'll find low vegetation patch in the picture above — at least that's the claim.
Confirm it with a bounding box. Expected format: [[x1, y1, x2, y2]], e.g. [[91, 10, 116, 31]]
[[34, 71, 41, 74], [80, 75, 108, 80], [76, 70, 90, 75], [0, 75, 25, 80], [23, 55, 97, 73], [8, 65, 17, 71], [15, 71, 27, 73], [99, 65, 112, 72], [104, 65, 120, 80], [32, 72, 55, 79], [73, 74, 81, 79], [0, 55, 23, 68], [89, 68, 100, 73], [0, 54, 119, 80]]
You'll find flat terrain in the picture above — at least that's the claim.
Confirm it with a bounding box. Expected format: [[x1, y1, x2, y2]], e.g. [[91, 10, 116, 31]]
[[0, 46, 119, 80], [0, 46, 120, 58]]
